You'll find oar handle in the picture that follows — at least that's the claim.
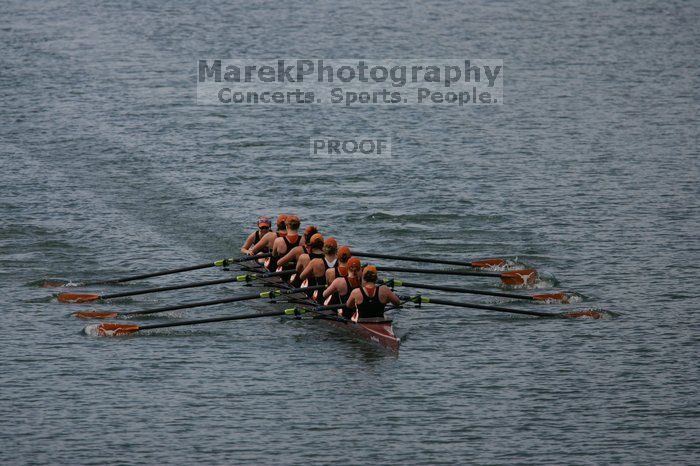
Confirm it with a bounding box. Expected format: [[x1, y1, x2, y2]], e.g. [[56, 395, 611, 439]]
[[376, 266, 501, 278]]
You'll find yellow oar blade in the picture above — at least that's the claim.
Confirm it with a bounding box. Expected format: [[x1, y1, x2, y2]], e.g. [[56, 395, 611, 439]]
[[500, 269, 538, 285], [57, 292, 100, 303]]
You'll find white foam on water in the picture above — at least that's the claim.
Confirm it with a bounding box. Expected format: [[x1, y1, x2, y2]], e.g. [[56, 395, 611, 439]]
[[82, 324, 100, 337]]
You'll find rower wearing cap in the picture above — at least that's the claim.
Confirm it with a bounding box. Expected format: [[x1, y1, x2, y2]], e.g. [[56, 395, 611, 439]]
[[325, 246, 351, 283], [249, 214, 287, 256], [266, 215, 303, 272], [277, 225, 318, 269], [295, 232, 325, 276], [323, 257, 362, 316], [300, 237, 338, 299], [240, 216, 271, 255], [346, 265, 401, 321]]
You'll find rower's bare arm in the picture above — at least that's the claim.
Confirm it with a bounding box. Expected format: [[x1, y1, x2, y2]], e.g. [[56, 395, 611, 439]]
[[323, 279, 339, 298], [296, 254, 310, 273], [299, 261, 314, 280], [240, 232, 255, 254], [271, 237, 285, 256], [385, 287, 402, 306], [277, 247, 297, 266], [346, 289, 360, 309], [324, 268, 335, 284], [251, 231, 273, 254]]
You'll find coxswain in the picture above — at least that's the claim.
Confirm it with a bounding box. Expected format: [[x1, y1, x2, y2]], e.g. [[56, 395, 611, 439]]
[[323, 257, 362, 317], [346, 265, 401, 321], [249, 214, 287, 256], [240, 216, 271, 255], [325, 245, 351, 283], [266, 215, 302, 272]]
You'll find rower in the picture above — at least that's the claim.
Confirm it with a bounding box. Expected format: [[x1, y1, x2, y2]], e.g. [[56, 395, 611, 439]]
[[277, 225, 318, 269], [249, 214, 287, 257], [323, 257, 362, 317], [299, 236, 338, 299], [295, 232, 325, 277], [346, 265, 401, 321], [267, 215, 302, 272], [326, 245, 351, 283], [240, 216, 271, 255]]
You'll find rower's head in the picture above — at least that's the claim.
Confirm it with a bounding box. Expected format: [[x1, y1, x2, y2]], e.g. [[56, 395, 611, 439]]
[[323, 237, 338, 256], [309, 233, 324, 250], [362, 265, 378, 284], [285, 215, 300, 234], [276, 214, 287, 232], [337, 246, 351, 263], [304, 225, 318, 243], [347, 257, 362, 275], [257, 215, 271, 233]]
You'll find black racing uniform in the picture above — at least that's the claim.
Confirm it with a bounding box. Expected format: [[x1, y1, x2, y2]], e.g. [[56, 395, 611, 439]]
[[266, 233, 300, 272], [355, 285, 387, 319]]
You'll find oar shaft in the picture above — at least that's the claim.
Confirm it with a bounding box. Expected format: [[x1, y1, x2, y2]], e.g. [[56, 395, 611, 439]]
[[138, 310, 288, 330], [86, 253, 271, 285], [101, 276, 240, 299], [383, 279, 535, 300], [124, 285, 325, 316], [98, 267, 292, 300], [420, 296, 552, 317], [353, 251, 477, 267], [103, 262, 217, 284], [376, 266, 501, 278]]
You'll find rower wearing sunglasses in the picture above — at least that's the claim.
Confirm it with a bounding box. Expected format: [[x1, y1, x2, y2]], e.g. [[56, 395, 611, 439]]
[[240, 216, 272, 255]]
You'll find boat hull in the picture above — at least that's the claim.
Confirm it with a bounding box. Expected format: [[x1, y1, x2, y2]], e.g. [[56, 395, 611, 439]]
[[241, 263, 400, 352]]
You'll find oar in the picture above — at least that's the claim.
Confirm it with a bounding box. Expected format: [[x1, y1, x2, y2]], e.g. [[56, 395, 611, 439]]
[[402, 295, 603, 319], [40, 253, 272, 288], [72, 285, 325, 319], [86, 303, 347, 337], [375, 266, 538, 285], [57, 269, 294, 303], [381, 278, 570, 303], [352, 251, 505, 268]]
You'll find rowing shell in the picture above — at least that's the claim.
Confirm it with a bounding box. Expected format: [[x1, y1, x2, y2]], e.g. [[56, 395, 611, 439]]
[[239, 263, 400, 353]]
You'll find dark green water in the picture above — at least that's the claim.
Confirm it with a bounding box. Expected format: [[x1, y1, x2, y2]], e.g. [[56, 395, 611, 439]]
[[1, 0, 698, 464]]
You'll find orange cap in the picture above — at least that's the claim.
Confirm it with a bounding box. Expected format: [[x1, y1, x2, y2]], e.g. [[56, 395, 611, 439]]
[[337, 246, 351, 261], [309, 233, 324, 247], [324, 237, 337, 249], [363, 265, 377, 274], [362, 265, 378, 282], [347, 257, 361, 270], [276, 214, 287, 228], [304, 225, 318, 240], [286, 215, 300, 230]]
